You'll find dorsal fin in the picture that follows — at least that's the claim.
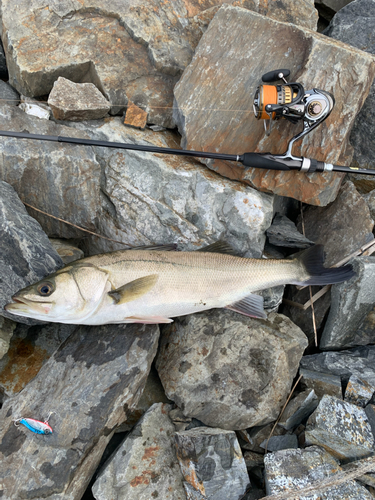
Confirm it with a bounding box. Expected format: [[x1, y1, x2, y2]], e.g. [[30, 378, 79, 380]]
[[197, 241, 238, 256]]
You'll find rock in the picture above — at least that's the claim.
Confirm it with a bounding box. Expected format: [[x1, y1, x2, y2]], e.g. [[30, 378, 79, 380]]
[[0, 322, 160, 499], [49, 238, 84, 264], [156, 310, 308, 430], [71, 117, 274, 257], [278, 389, 319, 430], [0, 180, 63, 323], [365, 405, 375, 439], [239, 423, 286, 454], [344, 374, 375, 408], [175, 427, 250, 499], [264, 445, 373, 498], [0, 105, 102, 239], [124, 101, 148, 130], [0, 80, 19, 106], [48, 77, 111, 121], [300, 368, 343, 400], [0, 322, 75, 396], [316, 0, 353, 21], [305, 395, 375, 461], [259, 285, 285, 313], [0, 316, 16, 360], [260, 434, 298, 452], [325, 0, 375, 174], [281, 285, 332, 347], [301, 346, 375, 389], [266, 214, 314, 249], [297, 181, 374, 267], [363, 189, 375, 221], [92, 402, 186, 500], [173, 5, 375, 206], [1, 0, 318, 128], [320, 257, 375, 350], [115, 366, 171, 433]]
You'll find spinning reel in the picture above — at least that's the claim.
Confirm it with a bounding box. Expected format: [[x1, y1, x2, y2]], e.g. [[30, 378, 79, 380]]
[[251, 69, 337, 172]]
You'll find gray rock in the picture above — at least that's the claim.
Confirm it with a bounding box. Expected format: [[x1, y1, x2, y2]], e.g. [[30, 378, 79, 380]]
[[300, 368, 342, 400], [0, 105, 102, 239], [365, 404, 375, 439], [301, 346, 375, 388], [297, 181, 374, 267], [266, 214, 314, 249], [49, 238, 84, 264], [278, 389, 319, 430], [260, 434, 298, 452], [324, 0, 375, 175], [363, 189, 375, 221], [173, 5, 375, 206], [305, 395, 375, 461], [345, 374, 375, 407], [0, 322, 160, 500], [264, 445, 373, 499], [92, 403, 186, 500], [0, 316, 16, 360], [71, 117, 274, 257], [320, 257, 375, 350], [0, 322, 76, 397], [175, 427, 250, 499], [259, 285, 285, 313], [0, 180, 63, 323], [239, 423, 286, 454], [156, 310, 308, 430], [0, 80, 19, 106], [48, 77, 111, 121], [243, 450, 264, 469], [115, 365, 171, 433]]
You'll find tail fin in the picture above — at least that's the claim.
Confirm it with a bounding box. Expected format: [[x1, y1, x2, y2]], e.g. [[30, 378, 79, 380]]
[[294, 245, 356, 286]]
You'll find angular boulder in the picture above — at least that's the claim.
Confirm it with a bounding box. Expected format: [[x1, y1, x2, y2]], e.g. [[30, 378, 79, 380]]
[[0, 323, 160, 500], [305, 395, 375, 461], [320, 256, 375, 350], [175, 427, 250, 499], [92, 403, 186, 500], [0, 180, 63, 323], [48, 77, 111, 121], [156, 310, 308, 430], [174, 5, 375, 205]]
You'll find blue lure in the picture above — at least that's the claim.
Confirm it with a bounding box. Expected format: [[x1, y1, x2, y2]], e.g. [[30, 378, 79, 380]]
[[14, 412, 53, 435]]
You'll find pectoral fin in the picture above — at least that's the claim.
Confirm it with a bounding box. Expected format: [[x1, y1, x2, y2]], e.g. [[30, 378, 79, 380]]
[[226, 293, 267, 319], [108, 274, 158, 305]]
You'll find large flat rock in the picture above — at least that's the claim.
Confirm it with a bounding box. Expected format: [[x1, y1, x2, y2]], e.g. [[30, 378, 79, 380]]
[[0, 0, 318, 127], [0, 323, 160, 499], [173, 5, 375, 205]]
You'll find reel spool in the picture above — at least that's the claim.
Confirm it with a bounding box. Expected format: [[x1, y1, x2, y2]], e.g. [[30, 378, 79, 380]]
[[253, 69, 335, 136]]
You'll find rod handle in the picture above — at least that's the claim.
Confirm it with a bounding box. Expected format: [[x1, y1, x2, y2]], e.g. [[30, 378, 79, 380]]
[[240, 153, 290, 171]]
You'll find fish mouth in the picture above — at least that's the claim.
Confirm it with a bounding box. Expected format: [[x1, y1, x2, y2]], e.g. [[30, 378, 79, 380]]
[[5, 296, 51, 315]]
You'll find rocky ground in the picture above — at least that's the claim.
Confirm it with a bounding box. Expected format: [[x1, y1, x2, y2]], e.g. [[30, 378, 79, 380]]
[[0, 0, 375, 498]]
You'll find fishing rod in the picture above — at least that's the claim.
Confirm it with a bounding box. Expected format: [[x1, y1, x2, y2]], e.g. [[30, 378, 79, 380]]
[[0, 69, 373, 176]]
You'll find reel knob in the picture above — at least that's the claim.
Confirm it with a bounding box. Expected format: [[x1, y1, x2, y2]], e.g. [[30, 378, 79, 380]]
[[261, 69, 291, 83]]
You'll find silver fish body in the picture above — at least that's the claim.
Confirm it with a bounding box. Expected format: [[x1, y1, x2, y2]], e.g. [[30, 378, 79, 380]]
[[5, 244, 355, 325]]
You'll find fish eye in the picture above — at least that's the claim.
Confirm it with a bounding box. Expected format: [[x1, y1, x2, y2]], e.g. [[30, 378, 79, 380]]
[[37, 282, 54, 296]]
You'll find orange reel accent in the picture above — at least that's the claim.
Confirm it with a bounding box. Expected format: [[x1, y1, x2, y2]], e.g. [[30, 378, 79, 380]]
[[258, 85, 277, 120]]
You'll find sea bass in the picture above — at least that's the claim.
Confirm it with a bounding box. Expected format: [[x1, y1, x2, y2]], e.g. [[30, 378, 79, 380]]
[[5, 242, 355, 325]]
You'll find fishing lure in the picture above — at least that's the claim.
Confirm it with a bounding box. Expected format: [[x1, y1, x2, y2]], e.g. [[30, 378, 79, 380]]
[[14, 412, 53, 435]]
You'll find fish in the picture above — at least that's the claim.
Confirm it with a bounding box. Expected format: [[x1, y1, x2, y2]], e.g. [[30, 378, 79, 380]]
[[5, 242, 355, 325]]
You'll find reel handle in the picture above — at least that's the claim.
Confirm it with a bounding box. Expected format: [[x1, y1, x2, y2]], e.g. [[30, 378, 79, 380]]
[[261, 69, 290, 83]]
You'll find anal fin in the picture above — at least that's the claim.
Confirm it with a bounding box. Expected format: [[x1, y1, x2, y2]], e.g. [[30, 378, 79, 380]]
[[226, 293, 267, 319], [108, 275, 158, 305], [124, 315, 173, 324]]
